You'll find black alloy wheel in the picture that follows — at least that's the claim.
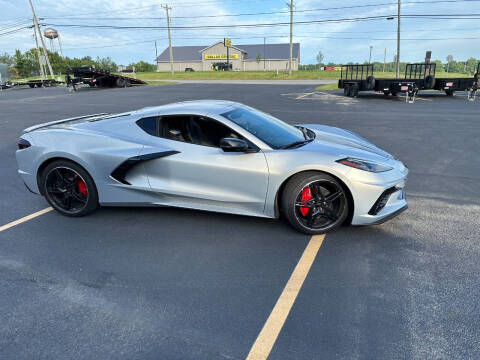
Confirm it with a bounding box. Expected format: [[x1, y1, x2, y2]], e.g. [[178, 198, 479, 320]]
[[282, 172, 349, 234], [41, 160, 99, 216]]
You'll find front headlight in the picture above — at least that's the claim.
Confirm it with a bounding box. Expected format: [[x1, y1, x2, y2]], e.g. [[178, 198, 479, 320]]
[[336, 158, 393, 172]]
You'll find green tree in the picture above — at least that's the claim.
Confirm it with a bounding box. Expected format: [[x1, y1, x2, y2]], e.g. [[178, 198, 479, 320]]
[[13, 49, 35, 77], [316, 51, 324, 65], [129, 61, 156, 72]]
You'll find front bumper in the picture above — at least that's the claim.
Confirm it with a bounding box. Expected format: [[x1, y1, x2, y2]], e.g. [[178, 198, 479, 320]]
[[347, 163, 408, 225]]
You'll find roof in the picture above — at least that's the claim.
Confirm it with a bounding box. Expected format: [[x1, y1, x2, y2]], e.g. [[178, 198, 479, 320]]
[[137, 100, 239, 117], [155, 43, 300, 62]]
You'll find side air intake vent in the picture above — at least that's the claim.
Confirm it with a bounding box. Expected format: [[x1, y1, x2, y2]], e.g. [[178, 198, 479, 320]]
[[368, 187, 398, 215]]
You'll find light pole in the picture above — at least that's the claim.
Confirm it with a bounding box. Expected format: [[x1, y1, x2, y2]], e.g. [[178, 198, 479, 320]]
[[396, 0, 401, 78]]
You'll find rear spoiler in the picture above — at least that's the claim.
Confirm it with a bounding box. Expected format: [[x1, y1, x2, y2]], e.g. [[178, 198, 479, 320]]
[[22, 113, 109, 134]]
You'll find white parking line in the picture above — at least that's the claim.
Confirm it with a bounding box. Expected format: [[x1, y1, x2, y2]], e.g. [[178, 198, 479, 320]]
[[246, 234, 325, 360], [0, 207, 53, 233]]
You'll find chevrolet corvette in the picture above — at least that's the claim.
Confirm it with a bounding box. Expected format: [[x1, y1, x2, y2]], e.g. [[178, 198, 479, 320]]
[[16, 100, 408, 234]]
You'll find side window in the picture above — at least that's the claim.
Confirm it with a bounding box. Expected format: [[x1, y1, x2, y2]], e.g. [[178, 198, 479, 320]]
[[189, 116, 240, 147], [137, 114, 243, 149], [136, 116, 159, 136], [158, 115, 193, 143]]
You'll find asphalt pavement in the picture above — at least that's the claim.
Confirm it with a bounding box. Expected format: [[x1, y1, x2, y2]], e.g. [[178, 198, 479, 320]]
[[0, 84, 479, 359]]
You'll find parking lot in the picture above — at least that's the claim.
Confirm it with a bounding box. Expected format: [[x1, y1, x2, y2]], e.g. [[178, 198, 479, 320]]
[[1, 84, 479, 359]]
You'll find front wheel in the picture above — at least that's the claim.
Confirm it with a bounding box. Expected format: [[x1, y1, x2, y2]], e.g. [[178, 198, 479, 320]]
[[40, 160, 99, 217], [281, 172, 349, 234]]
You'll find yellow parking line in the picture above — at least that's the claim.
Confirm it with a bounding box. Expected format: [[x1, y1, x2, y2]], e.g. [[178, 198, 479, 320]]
[[0, 207, 53, 233], [296, 92, 316, 99], [246, 234, 325, 360]]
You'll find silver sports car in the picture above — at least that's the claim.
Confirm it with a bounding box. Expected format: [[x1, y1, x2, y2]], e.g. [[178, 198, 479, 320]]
[[16, 100, 408, 234]]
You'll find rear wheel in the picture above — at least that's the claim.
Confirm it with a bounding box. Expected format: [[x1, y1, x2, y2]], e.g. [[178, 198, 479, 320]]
[[41, 160, 99, 217], [281, 172, 349, 234], [344, 85, 351, 97], [445, 89, 455, 96]]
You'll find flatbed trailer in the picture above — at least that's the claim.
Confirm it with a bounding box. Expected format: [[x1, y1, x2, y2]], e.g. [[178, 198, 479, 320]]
[[2, 78, 62, 89], [65, 66, 146, 91], [338, 62, 479, 102]]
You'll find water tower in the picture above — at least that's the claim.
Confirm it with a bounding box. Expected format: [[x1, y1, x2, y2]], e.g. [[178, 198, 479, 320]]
[[43, 28, 62, 56]]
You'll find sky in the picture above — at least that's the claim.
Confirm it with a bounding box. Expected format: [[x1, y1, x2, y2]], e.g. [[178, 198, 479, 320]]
[[0, 0, 479, 65]]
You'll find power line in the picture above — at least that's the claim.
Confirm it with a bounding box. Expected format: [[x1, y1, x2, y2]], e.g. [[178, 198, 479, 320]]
[[0, 25, 33, 38], [44, 13, 480, 31], [39, 0, 480, 21]]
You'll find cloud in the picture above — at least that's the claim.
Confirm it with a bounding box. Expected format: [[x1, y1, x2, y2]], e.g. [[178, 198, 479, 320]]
[[1, 0, 478, 64]]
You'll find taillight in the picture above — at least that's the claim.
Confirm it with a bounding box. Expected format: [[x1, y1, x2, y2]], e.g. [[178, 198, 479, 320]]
[[18, 138, 31, 150]]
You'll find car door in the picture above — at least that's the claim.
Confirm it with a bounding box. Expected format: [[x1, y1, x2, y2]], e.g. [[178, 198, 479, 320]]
[[140, 114, 270, 217]]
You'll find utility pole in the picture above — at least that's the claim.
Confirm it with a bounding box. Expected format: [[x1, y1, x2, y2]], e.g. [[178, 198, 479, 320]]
[[369, 45, 373, 64], [155, 40, 158, 59], [29, 0, 54, 79], [31, 21, 46, 80], [396, 0, 401, 78], [383, 48, 386, 72], [161, 4, 174, 75], [264, 37, 266, 71], [288, 0, 293, 75]]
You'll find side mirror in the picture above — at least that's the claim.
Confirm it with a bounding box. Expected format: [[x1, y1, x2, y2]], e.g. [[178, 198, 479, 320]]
[[220, 138, 255, 153]]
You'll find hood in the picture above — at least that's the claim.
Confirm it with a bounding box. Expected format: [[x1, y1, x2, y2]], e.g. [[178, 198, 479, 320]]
[[300, 124, 393, 160]]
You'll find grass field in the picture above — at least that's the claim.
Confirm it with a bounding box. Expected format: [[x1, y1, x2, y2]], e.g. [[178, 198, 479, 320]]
[[13, 70, 470, 84], [136, 70, 469, 81], [315, 83, 339, 91]]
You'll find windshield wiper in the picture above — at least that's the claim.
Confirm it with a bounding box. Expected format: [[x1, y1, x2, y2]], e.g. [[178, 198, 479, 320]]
[[281, 138, 314, 149]]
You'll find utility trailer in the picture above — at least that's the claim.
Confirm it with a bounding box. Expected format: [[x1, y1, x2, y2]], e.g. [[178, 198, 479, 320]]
[[65, 66, 146, 91], [434, 62, 479, 99], [338, 64, 421, 102], [338, 62, 479, 102]]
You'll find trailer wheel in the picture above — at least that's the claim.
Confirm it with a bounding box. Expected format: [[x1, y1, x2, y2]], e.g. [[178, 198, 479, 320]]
[[391, 90, 399, 96], [366, 75, 376, 90], [445, 89, 455, 96], [424, 74, 436, 89], [116, 78, 126, 87], [36, 83, 42, 88], [383, 90, 390, 96], [344, 85, 351, 97], [29, 83, 35, 88]]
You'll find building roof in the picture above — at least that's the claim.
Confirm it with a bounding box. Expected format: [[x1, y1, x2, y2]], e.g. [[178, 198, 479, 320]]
[[155, 42, 300, 62]]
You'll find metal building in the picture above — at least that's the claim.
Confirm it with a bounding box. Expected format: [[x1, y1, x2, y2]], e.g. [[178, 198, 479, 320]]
[[155, 41, 300, 72]]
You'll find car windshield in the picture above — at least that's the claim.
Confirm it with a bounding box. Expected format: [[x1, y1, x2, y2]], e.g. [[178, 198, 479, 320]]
[[221, 107, 306, 149]]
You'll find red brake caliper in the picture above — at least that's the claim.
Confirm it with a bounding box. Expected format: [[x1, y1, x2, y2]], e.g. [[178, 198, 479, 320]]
[[299, 187, 311, 216], [77, 179, 88, 197]]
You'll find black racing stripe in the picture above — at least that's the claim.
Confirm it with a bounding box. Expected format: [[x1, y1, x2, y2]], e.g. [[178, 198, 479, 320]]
[[111, 150, 180, 185]]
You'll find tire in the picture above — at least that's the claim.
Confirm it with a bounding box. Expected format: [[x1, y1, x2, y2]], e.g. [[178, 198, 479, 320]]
[[424, 74, 435, 89], [366, 75, 376, 90], [40, 160, 99, 217], [28, 83, 35, 88], [383, 90, 390, 96], [116, 78, 126, 87], [391, 90, 399, 96], [344, 85, 351, 97], [445, 89, 455, 96], [281, 172, 349, 234]]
